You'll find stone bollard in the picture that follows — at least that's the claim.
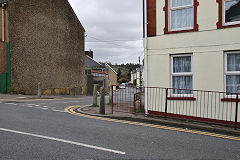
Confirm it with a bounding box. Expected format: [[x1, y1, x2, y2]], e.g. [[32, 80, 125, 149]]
[[93, 84, 98, 107], [37, 82, 42, 97], [109, 86, 112, 105], [99, 87, 105, 115]]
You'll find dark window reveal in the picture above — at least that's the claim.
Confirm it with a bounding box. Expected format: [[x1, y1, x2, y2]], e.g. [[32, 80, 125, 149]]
[[225, 0, 240, 24]]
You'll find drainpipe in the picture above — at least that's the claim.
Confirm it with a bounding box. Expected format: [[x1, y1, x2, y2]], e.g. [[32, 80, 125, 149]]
[[2, 3, 4, 42], [144, 0, 148, 115]]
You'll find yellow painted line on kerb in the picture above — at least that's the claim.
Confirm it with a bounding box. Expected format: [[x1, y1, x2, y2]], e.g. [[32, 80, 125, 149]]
[[65, 106, 240, 141]]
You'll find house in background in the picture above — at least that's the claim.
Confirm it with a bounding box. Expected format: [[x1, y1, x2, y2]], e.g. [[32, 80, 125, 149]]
[[85, 52, 117, 95], [85, 53, 105, 95], [144, 0, 240, 122], [105, 63, 117, 91], [131, 66, 144, 86], [0, 0, 85, 95]]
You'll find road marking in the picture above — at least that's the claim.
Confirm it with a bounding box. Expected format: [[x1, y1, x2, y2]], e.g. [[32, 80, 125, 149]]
[[6, 103, 18, 105], [55, 102, 69, 104], [52, 109, 66, 113], [39, 108, 49, 110], [65, 106, 240, 142], [68, 101, 81, 103], [0, 127, 125, 155]]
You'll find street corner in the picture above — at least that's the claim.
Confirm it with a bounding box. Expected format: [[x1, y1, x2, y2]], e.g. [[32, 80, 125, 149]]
[[63, 106, 240, 142], [64, 106, 79, 114]]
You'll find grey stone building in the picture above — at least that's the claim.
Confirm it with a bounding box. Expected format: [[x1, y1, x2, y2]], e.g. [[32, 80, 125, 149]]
[[0, 0, 85, 95]]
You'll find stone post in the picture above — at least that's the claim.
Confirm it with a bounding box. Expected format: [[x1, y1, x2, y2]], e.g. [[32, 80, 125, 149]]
[[37, 82, 42, 97], [100, 87, 105, 115], [93, 84, 98, 107], [108, 82, 112, 104]]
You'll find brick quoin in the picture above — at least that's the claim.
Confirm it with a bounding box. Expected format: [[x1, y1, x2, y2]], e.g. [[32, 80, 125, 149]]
[[143, 0, 156, 37]]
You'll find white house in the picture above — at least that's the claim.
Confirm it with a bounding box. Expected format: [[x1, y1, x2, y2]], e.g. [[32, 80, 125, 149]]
[[144, 0, 240, 126], [131, 66, 144, 85], [146, 0, 240, 94]]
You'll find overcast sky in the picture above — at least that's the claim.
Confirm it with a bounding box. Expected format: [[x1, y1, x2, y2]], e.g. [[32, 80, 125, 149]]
[[68, 0, 143, 64]]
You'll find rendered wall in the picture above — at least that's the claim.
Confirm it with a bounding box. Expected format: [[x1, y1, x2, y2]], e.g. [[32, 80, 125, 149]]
[[8, 0, 85, 95], [147, 0, 240, 92], [146, 0, 240, 123]]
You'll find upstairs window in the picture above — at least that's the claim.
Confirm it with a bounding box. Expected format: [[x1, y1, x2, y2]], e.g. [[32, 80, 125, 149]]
[[217, 0, 240, 28], [224, 0, 240, 25], [164, 0, 199, 34], [170, 0, 194, 30]]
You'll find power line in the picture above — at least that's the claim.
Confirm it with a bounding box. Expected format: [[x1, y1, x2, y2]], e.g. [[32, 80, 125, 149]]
[[86, 35, 142, 49], [86, 39, 143, 43]]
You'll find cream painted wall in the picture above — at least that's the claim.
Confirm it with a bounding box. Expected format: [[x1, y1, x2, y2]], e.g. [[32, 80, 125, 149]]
[[148, 0, 240, 92], [148, 53, 170, 87], [193, 51, 224, 91]]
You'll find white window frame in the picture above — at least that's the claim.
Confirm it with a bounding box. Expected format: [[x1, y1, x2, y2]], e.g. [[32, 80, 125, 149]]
[[224, 51, 240, 97], [171, 54, 193, 97], [169, 0, 194, 31], [223, 0, 240, 26]]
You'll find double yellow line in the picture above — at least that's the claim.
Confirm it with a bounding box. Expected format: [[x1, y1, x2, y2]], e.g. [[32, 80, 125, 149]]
[[65, 106, 240, 141]]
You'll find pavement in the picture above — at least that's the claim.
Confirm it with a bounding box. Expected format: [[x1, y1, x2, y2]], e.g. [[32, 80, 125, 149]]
[[0, 93, 87, 101], [76, 103, 240, 137]]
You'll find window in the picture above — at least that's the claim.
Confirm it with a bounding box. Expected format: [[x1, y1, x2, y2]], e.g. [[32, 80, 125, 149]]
[[171, 54, 193, 95], [164, 0, 199, 34], [225, 51, 240, 95], [217, 0, 240, 28]]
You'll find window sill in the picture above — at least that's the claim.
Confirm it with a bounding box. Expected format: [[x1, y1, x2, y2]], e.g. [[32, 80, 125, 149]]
[[167, 97, 196, 101], [164, 28, 198, 34], [217, 23, 240, 29], [221, 98, 240, 102]]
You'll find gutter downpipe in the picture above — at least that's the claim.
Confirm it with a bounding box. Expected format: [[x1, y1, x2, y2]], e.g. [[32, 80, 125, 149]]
[[144, 0, 148, 115], [2, 3, 4, 42]]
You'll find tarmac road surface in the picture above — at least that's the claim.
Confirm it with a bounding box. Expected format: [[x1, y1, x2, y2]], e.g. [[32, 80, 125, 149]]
[[0, 96, 240, 159]]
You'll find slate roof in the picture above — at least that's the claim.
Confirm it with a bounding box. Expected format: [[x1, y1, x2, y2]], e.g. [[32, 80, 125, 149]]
[[85, 55, 101, 67]]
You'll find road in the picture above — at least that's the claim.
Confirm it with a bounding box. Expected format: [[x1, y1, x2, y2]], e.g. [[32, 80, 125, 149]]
[[0, 96, 240, 159]]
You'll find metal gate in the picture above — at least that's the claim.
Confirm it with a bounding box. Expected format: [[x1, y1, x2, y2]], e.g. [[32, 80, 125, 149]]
[[111, 85, 144, 113]]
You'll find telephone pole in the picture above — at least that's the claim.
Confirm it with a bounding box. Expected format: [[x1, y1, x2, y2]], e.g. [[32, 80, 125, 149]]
[[139, 56, 142, 110], [139, 56, 142, 87]]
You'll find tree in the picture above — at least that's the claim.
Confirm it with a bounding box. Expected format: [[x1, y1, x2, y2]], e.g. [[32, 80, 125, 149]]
[[117, 68, 122, 80]]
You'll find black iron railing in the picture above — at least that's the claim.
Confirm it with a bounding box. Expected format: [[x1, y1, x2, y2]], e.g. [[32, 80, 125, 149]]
[[111, 85, 240, 129]]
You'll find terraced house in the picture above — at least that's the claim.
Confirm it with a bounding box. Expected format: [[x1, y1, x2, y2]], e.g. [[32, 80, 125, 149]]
[[144, 0, 240, 126], [0, 0, 85, 95]]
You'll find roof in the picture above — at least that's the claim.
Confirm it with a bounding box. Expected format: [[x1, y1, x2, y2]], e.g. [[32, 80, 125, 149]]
[[106, 63, 117, 74], [85, 55, 101, 67]]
